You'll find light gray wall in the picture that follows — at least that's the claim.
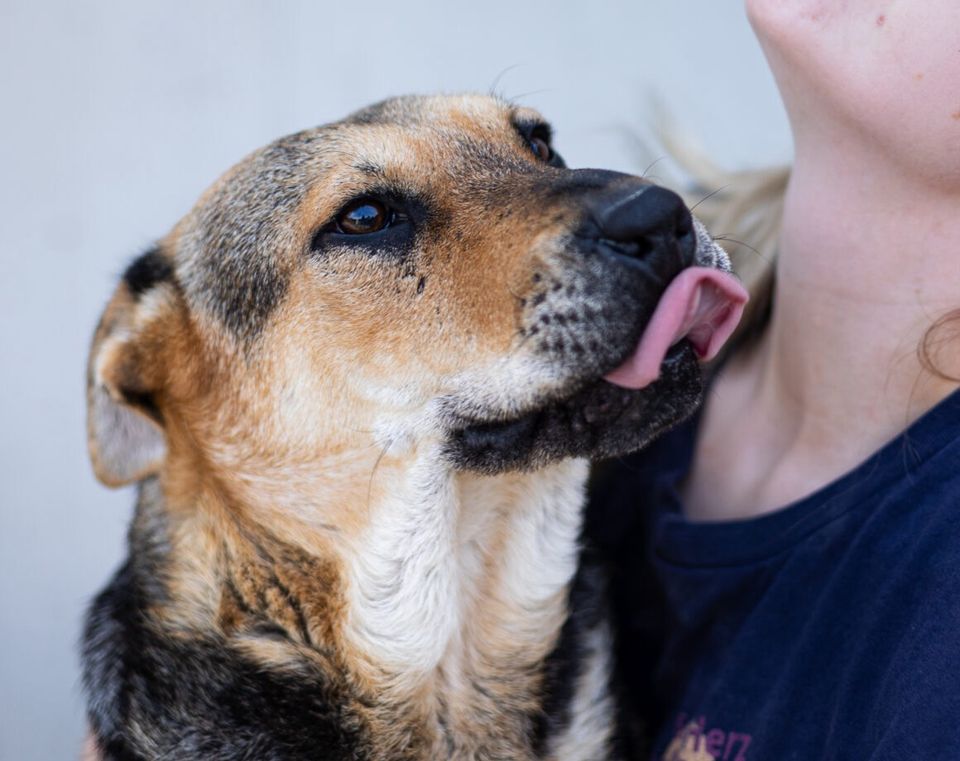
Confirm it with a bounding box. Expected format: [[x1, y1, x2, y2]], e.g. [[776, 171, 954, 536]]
[[0, 1, 789, 757]]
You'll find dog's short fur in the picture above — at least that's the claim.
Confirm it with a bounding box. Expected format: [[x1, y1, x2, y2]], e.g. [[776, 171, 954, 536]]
[[82, 94, 733, 760]]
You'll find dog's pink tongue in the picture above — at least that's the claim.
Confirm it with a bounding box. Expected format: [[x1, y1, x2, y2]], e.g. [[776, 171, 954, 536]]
[[603, 267, 749, 390]]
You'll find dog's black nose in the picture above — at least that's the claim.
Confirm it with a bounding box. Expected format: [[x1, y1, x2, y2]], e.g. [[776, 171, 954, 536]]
[[598, 185, 693, 250], [582, 181, 696, 267]]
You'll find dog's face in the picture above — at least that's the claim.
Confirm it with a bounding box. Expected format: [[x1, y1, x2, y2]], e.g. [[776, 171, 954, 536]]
[[87, 94, 744, 491]]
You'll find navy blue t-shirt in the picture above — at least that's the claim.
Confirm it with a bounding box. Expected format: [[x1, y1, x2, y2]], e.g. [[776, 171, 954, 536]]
[[585, 387, 960, 760]]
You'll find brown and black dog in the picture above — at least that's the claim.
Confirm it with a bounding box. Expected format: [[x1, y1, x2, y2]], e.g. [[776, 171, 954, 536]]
[[82, 94, 746, 760]]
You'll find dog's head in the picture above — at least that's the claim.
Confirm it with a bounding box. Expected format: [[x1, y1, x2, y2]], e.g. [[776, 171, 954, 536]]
[[87, 94, 745, 489]]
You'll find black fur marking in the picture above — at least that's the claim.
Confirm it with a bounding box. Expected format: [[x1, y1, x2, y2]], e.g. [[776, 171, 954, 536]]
[[83, 574, 370, 760], [224, 577, 256, 617], [266, 571, 313, 646], [187, 137, 313, 341], [117, 387, 163, 426], [123, 247, 173, 298], [353, 160, 388, 179], [81, 488, 374, 761], [582, 450, 679, 759], [311, 221, 415, 258], [532, 547, 609, 755]]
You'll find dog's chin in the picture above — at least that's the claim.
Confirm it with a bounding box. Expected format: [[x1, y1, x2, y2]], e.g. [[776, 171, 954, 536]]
[[444, 342, 703, 475]]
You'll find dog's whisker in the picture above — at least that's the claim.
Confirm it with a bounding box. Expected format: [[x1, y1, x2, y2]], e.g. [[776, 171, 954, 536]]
[[344, 425, 382, 437], [504, 280, 526, 302], [366, 438, 395, 512], [689, 185, 730, 213], [503, 87, 552, 103], [489, 64, 524, 98], [641, 156, 668, 179], [712, 235, 768, 262]]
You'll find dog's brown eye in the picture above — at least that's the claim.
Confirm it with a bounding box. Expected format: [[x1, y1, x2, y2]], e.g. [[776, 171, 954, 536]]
[[529, 136, 551, 162], [336, 199, 390, 235]]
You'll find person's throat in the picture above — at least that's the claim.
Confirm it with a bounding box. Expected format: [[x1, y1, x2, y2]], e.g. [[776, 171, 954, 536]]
[[681, 147, 960, 523]]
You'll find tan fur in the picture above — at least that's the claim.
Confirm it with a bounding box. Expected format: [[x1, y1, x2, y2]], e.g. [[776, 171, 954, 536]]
[[84, 94, 733, 759]]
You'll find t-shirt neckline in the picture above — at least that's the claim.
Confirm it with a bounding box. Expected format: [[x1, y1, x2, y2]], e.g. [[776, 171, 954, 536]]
[[653, 385, 960, 568]]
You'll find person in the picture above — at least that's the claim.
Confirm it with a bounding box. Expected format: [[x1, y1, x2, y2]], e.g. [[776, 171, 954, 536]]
[[587, 2, 960, 758]]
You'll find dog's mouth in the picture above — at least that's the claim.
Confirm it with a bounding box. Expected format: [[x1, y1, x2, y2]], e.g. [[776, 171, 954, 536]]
[[601, 266, 748, 389], [445, 267, 747, 474]]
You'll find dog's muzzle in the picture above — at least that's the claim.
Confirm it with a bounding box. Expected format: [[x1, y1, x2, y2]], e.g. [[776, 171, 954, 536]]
[[445, 172, 747, 474], [566, 177, 748, 389]]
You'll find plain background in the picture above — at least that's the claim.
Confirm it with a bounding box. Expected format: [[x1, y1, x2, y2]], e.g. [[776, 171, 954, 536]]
[[0, 1, 791, 757]]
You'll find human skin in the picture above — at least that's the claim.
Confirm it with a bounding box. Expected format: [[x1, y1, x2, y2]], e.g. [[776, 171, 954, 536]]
[[681, 0, 960, 521]]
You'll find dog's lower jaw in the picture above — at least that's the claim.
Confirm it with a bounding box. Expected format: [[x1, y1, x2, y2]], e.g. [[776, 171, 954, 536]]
[[343, 445, 615, 757]]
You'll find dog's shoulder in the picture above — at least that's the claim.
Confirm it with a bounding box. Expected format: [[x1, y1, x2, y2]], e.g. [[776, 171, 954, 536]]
[[82, 539, 372, 760]]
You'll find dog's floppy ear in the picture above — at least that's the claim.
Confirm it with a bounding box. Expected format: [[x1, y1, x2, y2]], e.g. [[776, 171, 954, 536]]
[[87, 248, 175, 487]]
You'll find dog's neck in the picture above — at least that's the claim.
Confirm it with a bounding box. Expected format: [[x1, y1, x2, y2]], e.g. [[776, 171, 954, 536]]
[[344, 443, 588, 681], [152, 438, 592, 750]]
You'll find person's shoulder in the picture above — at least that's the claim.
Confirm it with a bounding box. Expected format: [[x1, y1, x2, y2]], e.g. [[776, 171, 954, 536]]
[[855, 421, 960, 652], [859, 438, 960, 589], [880, 424, 960, 554], [859, 397, 960, 552], [860, 521, 960, 759], [823, 426, 960, 758]]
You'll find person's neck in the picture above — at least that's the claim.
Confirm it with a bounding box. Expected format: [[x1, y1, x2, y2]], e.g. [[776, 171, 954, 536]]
[[684, 129, 960, 522], [769, 132, 960, 429]]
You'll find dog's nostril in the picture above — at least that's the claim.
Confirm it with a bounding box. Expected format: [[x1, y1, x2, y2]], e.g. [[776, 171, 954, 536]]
[[635, 238, 655, 259]]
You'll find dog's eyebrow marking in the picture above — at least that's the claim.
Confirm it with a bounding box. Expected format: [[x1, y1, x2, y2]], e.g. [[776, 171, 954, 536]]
[[187, 135, 307, 342], [123, 246, 174, 298], [353, 160, 387, 180]]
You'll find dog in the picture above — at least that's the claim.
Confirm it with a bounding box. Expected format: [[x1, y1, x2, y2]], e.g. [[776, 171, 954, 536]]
[[81, 93, 747, 760]]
